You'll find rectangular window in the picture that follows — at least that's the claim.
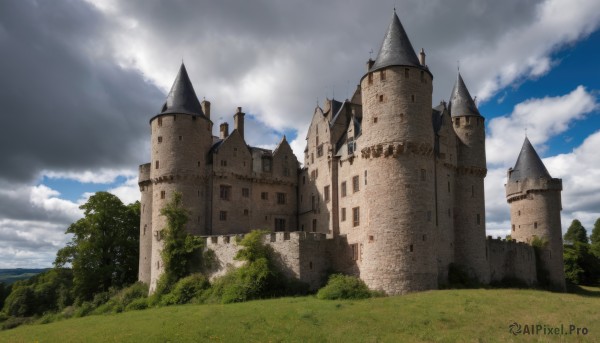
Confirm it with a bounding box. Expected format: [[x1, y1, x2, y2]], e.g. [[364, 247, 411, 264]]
[[405, 68, 409, 78], [324, 186, 330, 202], [351, 243, 359, 261], [317, 145, 324, 157], [277, 192, 286, 205], [512, 224, 515, 232], [421, 169, 426, 181], [352, 207, 360, 227], [534, 222, 538, 229], [242, 188, 249, 197], [311, 153, 314, 164], [409, 244, 414, 252], [155, 160, 159, 169], [312, 219, 317, 232], [157, 117, 162, 126], [471, 185, 475, 197], [364, 170, 368, 185], [220, 160, 227, 167], [311, 195, 316, 211], [274, 218, 286, 232], [178, 135, 182, 141], [380, 69, 386, 81], [219, 211, 227, 221], [420, 70, 425, 82], [261, 192, 268, 200], [368, 73, 373, 85], [341, 181, 347, 197], [352, 175, 360, 193], [220, 185, 231, 201], [244, 209, 249, 216], [379, 94, 384, 102], [262, 157, 272, 172], [160, 190, 165, 199], [158, 136, 163, 143], [476, 214, 481, 225], [341, 208, 346, 221], [448, 181, 451, 193]]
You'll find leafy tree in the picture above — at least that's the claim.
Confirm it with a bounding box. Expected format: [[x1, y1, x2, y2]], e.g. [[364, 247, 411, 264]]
[[590, 218, 600, 258], [0, 282, 11, 311], [159, 192, 204, 286], [564, 242, 600, 285], [54, 192, 140, 301], [564, 220, 588, 245]]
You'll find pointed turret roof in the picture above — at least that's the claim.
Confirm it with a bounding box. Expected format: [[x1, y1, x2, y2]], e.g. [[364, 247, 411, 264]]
[[449, 73, 481, 117], [370, 11, 422, 72], [508, 137, 551, 182], [159, 63, 205, 117]]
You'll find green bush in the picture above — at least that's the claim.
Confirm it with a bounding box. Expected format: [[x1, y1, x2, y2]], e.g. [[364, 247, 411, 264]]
[[125, 298, 149, 311], [73, 302, 94, 318], [317, 274, 373, 300], [160, 274, 209, 305], [1, 316, 32, 330], [0, 312, 8, 323]]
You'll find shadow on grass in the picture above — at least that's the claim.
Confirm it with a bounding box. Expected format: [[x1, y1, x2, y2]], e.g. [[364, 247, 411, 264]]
[[568, 284, 600, 298]]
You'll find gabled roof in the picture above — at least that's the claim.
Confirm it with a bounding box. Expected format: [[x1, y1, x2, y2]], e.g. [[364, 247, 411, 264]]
[[508, 137, 551, 182], [448, 73, 481, 117], [159, 63, 206, 118], [370, 11, 422, 72]]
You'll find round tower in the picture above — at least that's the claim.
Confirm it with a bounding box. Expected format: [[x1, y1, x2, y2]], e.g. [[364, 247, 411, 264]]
[[358, 11, 438, 294], [138, 163, 153, 284], [506, 137, 565, 290], [149, 63, 213, 292], [449, 73, 490, 283]]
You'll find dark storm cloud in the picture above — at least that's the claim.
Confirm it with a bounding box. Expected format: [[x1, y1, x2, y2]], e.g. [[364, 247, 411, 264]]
[[0, 0, 163, 183]]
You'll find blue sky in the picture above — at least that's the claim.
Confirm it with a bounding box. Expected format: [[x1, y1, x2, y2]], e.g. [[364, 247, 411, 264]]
[[1, 0, 600, 268]]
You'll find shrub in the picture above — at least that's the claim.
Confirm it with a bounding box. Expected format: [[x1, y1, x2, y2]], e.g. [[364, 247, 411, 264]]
[[73, 302, 94, 318], [1, 316, 32, 330], [125, 298, 149, 311], [0, 312, 8, 323], [317, 274, 373, 300], [160, 274, 209, 306]]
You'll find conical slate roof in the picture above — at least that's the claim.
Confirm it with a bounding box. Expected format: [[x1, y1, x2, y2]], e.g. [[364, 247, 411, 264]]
[[159, 63, 205, 117], [508, 137, 551, 182], [449, 73, 481, 117], [370, 11, 421, 72]]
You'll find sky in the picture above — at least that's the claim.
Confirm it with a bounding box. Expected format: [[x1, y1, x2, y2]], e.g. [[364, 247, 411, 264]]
[[0, 0, 599, 268]]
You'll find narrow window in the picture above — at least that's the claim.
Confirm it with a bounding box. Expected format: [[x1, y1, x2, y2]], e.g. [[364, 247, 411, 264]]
[[315, 168, 318, 179], [277, 192, 286, 205], [368, 73, 373, 85], [262, 157, 272, 172], [447, 181, 451, 193], [219, 211, 227, 221], [143, 224, 147, 235], [311, 153, 314, 164], [303, 176, 306, 185], [353, 175, 360, 193], [261, 192, 268, 200], [158, 136, 163, 143], [341, 208, 346, 222], [155, 160, 159, 169], [312, 219, 317, 232], [379, 94, 383, 102], [466, 117, 471, 124], [173, 115, 176, 121], [421, 169, 426, 181], [405, 68, 409, 78], [311, 195, 316, 211], [242, 188, 249, 197], [351, 244, 359, 261], [324, 186, 330, 202], [197, 161, 201, 167], [221, 160, 227, 167], [471, 185, 475, 197], [178, 135, 182, 141], [317, 145, 323, 157], [369, 235, 374, 242], [476, 214, 481, 225], [411, 94, 415, 103], [341, 181, 347, 197], [352, 207, 360, 227], [373, 117, 378, 123], [518, 210, 521, 216], [512, 224, 515, 232], [420, 70, 425, 82], [423, 234, 426, 241], [220, 185, 231, 201], [409, 244, 414, 252], [157, 117, 162, 126], [427, 211, 432, 222], [160, 190, 165, 199], [380, 69, 386, 81], [534, 222, 538, 229], [364, 170, 368, 185], [275, 218, 286, 232]]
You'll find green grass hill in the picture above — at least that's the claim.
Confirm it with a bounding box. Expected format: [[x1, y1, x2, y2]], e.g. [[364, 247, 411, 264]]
[[1, 287, 599, 342]]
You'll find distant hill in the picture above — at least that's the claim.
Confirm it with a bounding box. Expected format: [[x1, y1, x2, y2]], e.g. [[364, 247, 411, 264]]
[[0, 269, 49, 285]]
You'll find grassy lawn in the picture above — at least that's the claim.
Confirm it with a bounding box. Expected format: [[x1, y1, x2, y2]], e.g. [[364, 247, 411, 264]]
[[1, 287, 599, 342]]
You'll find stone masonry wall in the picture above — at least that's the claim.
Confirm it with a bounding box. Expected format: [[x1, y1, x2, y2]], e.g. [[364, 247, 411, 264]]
[[487, 237, 537, 285]]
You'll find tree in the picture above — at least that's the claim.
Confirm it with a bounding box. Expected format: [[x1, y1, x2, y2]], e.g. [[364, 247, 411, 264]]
[[159, 192, 204, 286], [54, 192, 140, 301], [590, 218, 600, 258], [564, 220, 588, 245]]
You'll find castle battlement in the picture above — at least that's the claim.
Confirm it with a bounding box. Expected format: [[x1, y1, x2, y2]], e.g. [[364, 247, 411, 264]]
[[138, 163, 151, 183], [506, 177, 562, 200], [202, 231, 329, 248]]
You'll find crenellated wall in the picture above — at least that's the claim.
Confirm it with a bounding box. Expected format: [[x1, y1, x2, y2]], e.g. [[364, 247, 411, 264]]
[[486, 237, 537, 286]]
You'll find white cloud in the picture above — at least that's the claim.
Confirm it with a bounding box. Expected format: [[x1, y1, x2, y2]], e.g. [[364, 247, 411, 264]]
[[29, 185, 83, 222], [107, 177, 140, 205], [486, 86, 598, 166], [42, 168, 137, 184]]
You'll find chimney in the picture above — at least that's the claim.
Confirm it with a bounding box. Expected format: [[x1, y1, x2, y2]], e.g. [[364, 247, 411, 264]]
[[201, 100, 211, 119], [419, 48, 426, 66], [234, 107, 245, 140], [366, 59, 375, 71], [219, 122, 229, 139]]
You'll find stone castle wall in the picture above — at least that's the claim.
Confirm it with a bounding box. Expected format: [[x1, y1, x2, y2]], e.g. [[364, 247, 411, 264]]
[[203, 231, 330, 290], [486, 237, 537, 285]]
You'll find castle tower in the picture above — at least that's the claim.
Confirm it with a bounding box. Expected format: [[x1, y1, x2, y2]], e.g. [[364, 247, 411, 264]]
[[147, 63, 213, 292], [506, 138, 565, 290], [358, 11, 437, 294], [449, 72, 490, 283]]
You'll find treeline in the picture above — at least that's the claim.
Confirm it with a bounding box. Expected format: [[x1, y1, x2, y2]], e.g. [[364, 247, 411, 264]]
[[0, 192, 375, 330], [563, 219, 600, 286]]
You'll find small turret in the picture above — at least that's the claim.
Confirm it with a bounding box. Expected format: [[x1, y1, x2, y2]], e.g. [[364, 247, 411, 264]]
[[506, 138, 565, 290], [419, 48, 426, 66]]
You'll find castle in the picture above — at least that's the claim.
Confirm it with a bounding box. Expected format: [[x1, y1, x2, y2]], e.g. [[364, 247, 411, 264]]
[[137, 11, 566, 294]]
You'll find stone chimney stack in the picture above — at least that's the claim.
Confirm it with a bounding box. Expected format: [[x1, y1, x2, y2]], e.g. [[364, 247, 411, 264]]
[[219, 122, 229, 139], [201, 100, 211, 119], [419, 48, 426, 66], [234, 107, 245, 140]]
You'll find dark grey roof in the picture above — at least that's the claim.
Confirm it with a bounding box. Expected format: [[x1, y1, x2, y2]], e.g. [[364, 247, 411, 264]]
[[448, 73, 481, 117], [508, 137, 551, 182], [370, 11, 422, 72], [159, 63, 205, 117]]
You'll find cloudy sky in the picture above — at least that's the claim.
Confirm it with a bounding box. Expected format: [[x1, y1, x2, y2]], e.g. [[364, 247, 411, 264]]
[[1, 0, 599, 268]]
